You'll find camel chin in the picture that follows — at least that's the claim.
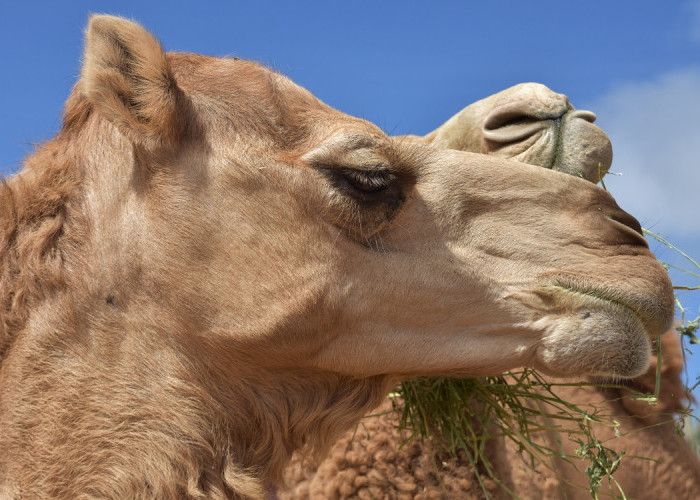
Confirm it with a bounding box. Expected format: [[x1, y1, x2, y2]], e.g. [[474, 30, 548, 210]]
[[536, 303, 652, 378]]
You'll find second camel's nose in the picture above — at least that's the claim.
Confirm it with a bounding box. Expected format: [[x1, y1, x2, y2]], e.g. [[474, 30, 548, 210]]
[[482, 103, 557, 143], [482, 87, 571, 144]]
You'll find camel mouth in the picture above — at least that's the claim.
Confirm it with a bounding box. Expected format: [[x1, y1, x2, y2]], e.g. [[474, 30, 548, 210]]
[[530, 279, 673, 378], [542, 266, 674, 337], [552, 285, 650, 331]]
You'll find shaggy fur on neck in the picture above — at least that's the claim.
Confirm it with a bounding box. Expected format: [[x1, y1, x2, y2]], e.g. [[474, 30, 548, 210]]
[[0, 89, 88, 363]]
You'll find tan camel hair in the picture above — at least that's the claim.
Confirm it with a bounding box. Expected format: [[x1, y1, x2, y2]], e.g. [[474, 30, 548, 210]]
[[0, 16, 674, 499], [282, 84, 699, 498]]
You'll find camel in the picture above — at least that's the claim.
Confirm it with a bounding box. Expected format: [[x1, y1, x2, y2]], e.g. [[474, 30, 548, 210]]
[[0, 16, 674, 499], [279, 83, 700, 498]]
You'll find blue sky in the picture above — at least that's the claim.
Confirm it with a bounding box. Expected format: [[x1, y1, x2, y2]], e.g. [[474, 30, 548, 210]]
[[2, 1, 700, 395]]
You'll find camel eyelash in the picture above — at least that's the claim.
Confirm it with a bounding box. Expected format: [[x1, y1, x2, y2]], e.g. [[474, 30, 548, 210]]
[[319, 165, 396, 197], [339, 167, 393, 193]]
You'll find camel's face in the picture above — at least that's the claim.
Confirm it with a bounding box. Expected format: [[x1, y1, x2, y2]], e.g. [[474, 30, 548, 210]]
[[81, 17, 673, 382]]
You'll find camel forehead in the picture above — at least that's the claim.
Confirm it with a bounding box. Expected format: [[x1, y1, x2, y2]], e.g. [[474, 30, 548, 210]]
[[133, 51, 409, 221], [168, 54, 323, 117], [168, 53, 273, 93], [165, 52, 386, 152]]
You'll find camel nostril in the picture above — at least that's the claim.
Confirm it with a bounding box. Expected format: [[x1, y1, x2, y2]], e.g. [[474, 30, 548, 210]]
[[483, 108, 547, 144], [484, 108, 540, 131], [569, 109, 597, 124], [605, 208, 645, 239], [482, 102, 567, 144]]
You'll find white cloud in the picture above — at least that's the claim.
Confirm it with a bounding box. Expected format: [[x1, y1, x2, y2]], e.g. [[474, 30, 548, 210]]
[[584, 67, 700, 240]]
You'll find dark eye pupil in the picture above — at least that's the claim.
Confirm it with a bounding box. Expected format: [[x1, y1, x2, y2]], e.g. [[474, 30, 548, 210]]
[[342, 169, 390, 193]]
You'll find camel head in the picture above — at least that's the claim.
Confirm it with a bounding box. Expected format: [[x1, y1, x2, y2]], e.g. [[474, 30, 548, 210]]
[[66, 16, 673, 381], [0, 15, 675, 494], [420, 82, 613, 183]]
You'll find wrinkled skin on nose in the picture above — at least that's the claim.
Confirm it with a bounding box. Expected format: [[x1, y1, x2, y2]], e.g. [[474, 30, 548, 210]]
[[408, 83, 613, 183]]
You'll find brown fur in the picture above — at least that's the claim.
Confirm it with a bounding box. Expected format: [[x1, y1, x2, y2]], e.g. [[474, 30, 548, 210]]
[[0, 122, 84, 362], [282, 331, 699, 499], [0, 16, 675, 499]]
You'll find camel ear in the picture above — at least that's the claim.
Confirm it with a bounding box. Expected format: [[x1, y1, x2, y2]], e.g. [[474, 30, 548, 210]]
[[82, 15, 182, 147]]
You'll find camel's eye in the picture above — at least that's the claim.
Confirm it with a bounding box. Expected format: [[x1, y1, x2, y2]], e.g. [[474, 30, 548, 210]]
[[319, 165, 396, 198], [339, 167, 392, 194], [316, 162, 406, 241]]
